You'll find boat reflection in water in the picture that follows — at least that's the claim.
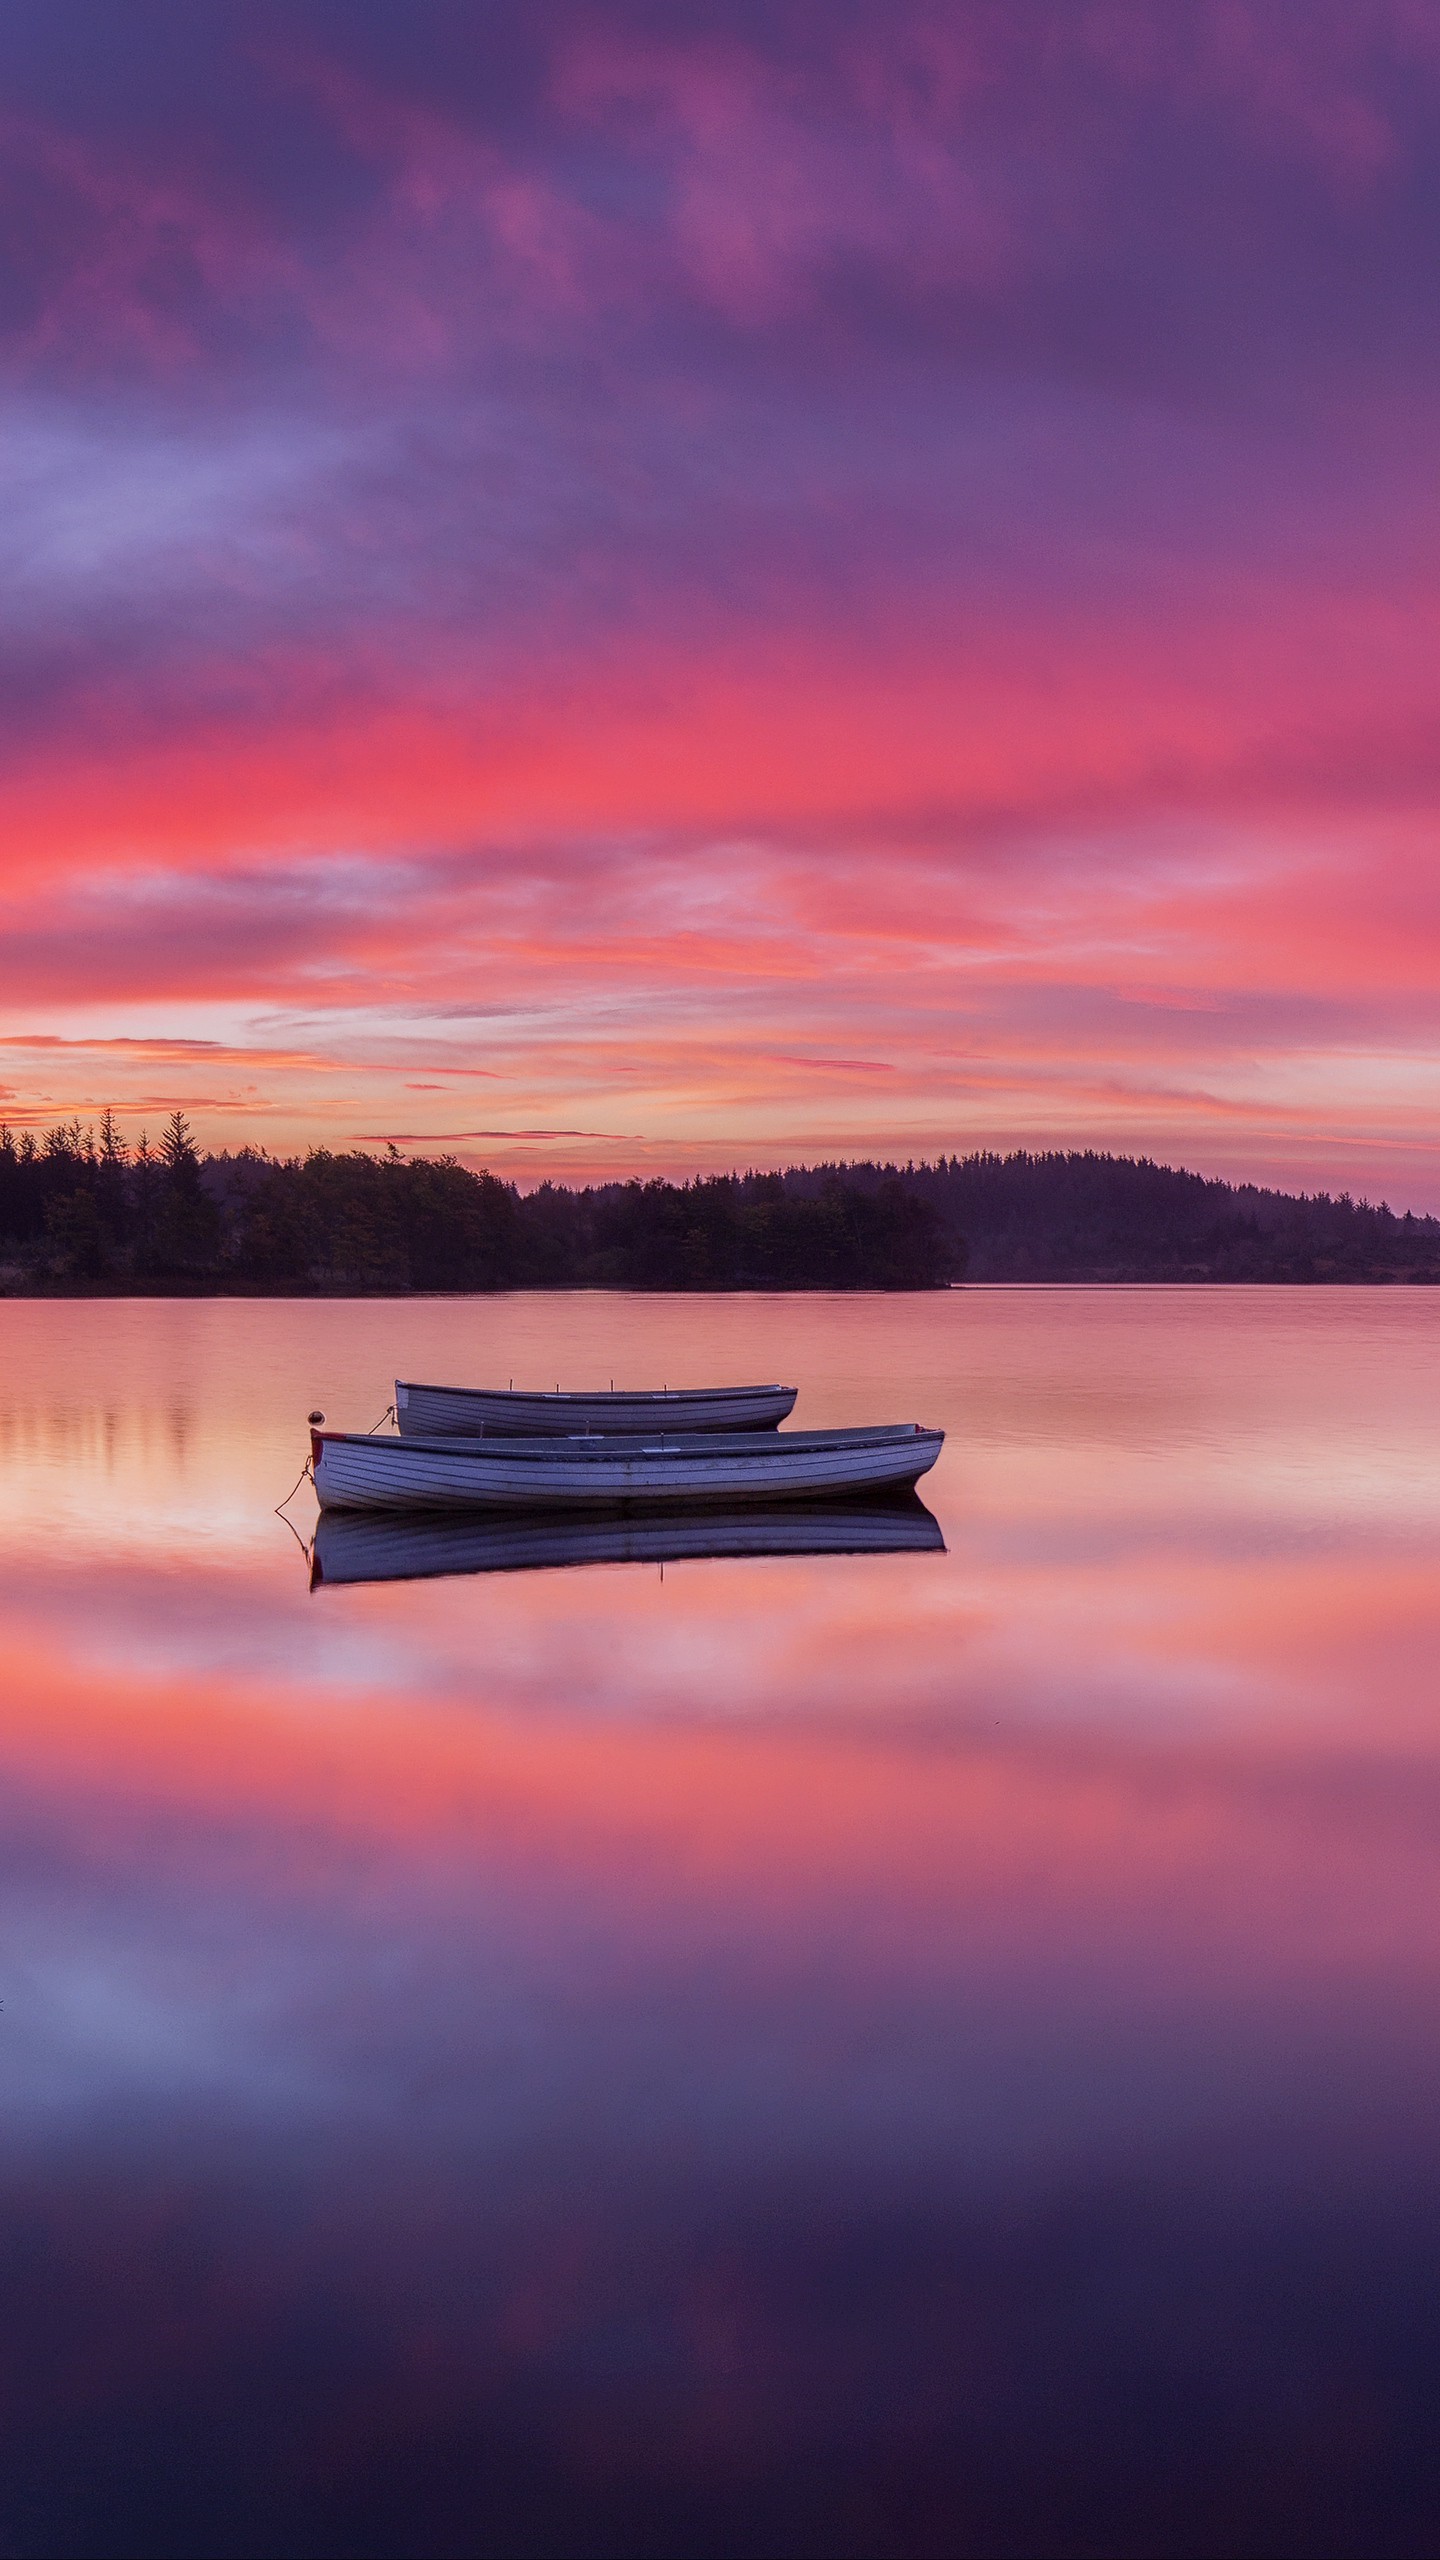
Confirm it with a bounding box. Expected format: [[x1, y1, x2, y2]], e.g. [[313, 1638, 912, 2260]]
[[310, 1492, 945, 1587]]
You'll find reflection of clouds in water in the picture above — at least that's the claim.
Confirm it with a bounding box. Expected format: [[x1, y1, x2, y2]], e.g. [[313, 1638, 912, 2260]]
[[0, 1559, 402, 1690], [3, 1294, 1440, 2547], [3, 1581, 1440, 2194], [10, 2132, 1436, 2560]]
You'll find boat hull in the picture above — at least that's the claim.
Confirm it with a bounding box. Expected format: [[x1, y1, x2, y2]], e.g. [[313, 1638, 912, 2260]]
[[395, 1380, 797, 1436], [313, 1423, 943, 1513], [311, 1494, 945, 1585]]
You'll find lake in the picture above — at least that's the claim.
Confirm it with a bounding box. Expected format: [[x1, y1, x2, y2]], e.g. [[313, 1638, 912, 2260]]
[[3, 1288, 1440, 2558]]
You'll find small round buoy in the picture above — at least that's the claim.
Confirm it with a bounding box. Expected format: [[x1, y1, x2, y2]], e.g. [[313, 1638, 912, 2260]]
[[307, 1409, 325, 1425]]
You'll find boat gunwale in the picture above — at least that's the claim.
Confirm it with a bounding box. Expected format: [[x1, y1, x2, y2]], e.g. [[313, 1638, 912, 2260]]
[[396, 1378, 795, 1406], [320, 1421, 940, 1461]]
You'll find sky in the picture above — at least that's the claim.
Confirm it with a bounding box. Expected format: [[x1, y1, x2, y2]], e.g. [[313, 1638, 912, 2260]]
[[6, 0, 1440, 1198]]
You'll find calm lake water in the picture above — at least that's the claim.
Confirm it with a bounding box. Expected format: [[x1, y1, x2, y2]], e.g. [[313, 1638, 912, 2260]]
[[4, 1288, 1440, 2558]]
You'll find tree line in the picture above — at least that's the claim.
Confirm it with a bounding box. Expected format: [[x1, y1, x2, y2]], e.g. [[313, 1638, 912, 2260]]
[[0, 1117, 954, 1291], [3, 1120, 1437, 1291], [796, 1150, 1440, 1283]]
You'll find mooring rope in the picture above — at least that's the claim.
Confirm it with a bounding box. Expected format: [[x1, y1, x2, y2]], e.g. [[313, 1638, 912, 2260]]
[[274, 1456, 314, 1515], [274, 1505, 314, 1565]]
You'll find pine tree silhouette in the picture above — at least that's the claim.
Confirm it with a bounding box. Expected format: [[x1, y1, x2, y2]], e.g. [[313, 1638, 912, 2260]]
[[154, 1112, 220, 1274]]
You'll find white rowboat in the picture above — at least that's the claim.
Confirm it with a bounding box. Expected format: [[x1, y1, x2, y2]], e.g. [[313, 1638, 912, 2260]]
[[312, 1422, 943, 1513], [395, 1379, 797, 1436], [310, 1495, 945, 1586]]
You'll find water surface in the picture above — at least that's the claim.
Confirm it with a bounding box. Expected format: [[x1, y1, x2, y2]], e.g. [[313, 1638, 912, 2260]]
[[4, 1288, 1440, 2558]]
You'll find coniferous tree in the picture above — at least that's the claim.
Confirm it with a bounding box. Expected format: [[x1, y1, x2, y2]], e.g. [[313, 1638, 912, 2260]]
[[95, 1108, 128, 1255], [160, 1110, 196, 1174], [44, 1183, 107, 1281], [132, 1130, 159, 1269], [154, 1111, 221, 1274]]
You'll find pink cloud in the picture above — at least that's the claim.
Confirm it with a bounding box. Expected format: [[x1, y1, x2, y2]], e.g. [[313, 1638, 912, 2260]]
[[6, 4, 1440, 1196]]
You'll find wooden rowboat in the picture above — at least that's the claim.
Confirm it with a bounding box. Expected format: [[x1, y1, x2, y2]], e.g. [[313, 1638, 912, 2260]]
[[312, 1422, 943, 1513], [310, 1494, 945, 1586], [395, 1379, 797, 1436]]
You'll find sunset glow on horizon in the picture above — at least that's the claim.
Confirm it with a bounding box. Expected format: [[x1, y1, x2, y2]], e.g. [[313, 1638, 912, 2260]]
[[9, 2, 1440, 1199]]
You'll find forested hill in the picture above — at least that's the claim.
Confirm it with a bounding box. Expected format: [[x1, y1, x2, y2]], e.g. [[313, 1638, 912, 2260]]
[[783, 1152, 1440, 1283], [2, 1119, 1438, 1290]]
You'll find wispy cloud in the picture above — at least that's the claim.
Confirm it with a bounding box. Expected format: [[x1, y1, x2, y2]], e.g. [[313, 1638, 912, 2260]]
[[5, 6, 1440, 1196]]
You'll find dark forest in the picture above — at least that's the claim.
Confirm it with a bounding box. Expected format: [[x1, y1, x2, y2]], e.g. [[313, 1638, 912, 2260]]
[[2, 1115, 1438, 1291]]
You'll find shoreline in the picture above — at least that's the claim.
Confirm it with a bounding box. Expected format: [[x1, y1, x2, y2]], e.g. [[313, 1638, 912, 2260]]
[[3, 1274, 1439, 1300]]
